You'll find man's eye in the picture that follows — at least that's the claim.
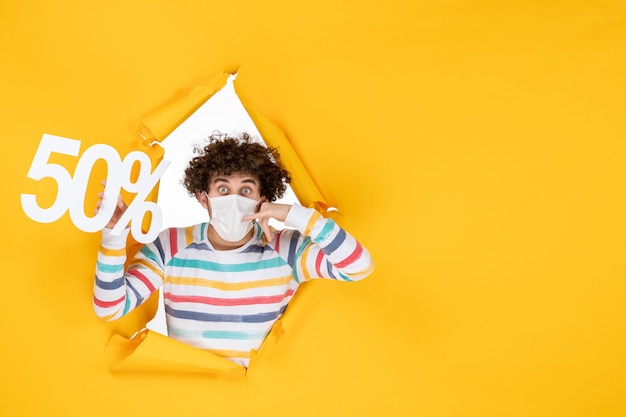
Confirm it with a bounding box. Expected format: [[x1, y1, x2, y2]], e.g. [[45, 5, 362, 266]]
[[241, 188, 251, 195], [218, 186, 228, 193]]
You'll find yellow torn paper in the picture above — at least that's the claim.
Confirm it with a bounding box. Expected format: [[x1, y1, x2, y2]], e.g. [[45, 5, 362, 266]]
[[139, 72, 232, 143], [104, 328, 245, 376]]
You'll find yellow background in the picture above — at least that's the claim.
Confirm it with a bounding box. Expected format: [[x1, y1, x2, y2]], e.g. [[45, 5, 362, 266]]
[[2, 1, 626, 416]]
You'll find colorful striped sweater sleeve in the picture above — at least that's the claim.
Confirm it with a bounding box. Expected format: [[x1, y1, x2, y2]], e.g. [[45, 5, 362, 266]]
[[280, 204, 374, 283], [93, 228, 167, 321]]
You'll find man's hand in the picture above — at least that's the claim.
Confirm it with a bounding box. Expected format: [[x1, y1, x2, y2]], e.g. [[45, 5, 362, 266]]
[[95, 181, 128, 229], [243, 202, 292, 242]]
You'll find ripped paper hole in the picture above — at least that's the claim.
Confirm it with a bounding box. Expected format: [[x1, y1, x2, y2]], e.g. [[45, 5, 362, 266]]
[[106, 70, 333, 372]]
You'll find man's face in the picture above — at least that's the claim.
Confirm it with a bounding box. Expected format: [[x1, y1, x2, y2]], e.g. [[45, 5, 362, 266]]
[[198, 173, 262, 213]]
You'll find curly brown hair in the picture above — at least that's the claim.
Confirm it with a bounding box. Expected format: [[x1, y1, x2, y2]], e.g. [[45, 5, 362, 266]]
[[182, 132, 292, 202]]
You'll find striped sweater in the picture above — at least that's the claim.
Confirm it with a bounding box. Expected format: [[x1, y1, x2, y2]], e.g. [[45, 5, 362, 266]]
[[93, 204, 374, 367]]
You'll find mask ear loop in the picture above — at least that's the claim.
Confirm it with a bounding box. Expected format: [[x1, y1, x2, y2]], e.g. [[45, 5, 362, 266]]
[[255, 197, 264, 211], [252, 197, 265, 225], [204, 191, 212, 220]]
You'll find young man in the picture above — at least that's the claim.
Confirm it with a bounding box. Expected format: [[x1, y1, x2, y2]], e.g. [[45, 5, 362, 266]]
[[93, 133, 374, 367]]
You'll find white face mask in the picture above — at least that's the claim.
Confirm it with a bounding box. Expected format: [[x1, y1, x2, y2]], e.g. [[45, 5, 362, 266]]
[[206, 193, 259, 242]]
